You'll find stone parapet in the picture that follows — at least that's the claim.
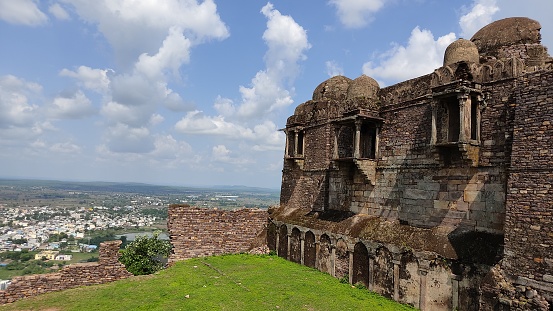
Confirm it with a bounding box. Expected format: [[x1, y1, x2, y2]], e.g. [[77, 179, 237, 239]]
[[0, 240, 131, 304], [167, 204, 268, 262]]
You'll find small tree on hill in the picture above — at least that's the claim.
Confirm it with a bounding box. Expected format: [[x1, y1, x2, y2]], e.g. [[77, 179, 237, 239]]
[[119, 232, 171, 275]]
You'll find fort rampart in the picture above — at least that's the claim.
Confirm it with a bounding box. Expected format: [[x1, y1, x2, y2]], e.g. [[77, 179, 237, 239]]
[[0, 240, 131, 304], [167, 204, 267, 262]]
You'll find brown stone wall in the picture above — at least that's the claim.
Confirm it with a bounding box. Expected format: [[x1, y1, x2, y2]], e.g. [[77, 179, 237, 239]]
[[304, 124, 332, 170], [0, 240, 131, 304], [503, 70, 553, 287], [167, 205, 267, 262]]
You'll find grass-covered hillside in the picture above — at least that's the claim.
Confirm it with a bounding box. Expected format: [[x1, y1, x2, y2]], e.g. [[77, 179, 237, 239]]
[[0, 254, 416, 311]]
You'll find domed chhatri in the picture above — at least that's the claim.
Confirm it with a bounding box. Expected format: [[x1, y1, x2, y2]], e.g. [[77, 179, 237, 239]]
[[471, 17, 542, 54], [346, 74, 380, 101], [443, 38, 480, 66], [312, 75, 352, 101]]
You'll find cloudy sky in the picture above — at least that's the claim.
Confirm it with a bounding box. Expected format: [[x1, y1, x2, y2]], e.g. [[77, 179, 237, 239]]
[[0, 0, 551, 189]]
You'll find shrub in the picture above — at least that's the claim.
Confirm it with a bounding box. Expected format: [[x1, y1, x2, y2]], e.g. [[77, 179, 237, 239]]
[[119, 232, 171, 275]]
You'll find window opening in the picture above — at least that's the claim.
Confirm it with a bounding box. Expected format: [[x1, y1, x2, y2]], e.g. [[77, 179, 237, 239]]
[[287, 131, 295, 157], [297, 131, 304, 155], [360, 123, 376, 159], [445, 98, 460, 142]]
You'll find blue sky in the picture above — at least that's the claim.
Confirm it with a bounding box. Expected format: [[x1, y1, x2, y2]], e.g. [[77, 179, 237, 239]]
[[0, 0, 551, 189]]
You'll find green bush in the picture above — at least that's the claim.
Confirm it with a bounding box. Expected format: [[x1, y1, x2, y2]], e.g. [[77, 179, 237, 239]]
[[119, 233, 171, 275]]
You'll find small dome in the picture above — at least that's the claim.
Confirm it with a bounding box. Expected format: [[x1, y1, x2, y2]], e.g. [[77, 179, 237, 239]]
[[443, 39, 480, 66], [346, 74, 380, 100], [471, 17, 542, 54], [312, 75, 352, 101]]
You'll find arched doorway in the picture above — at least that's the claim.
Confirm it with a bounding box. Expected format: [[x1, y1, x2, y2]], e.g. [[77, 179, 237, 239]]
[[278, 225, 288, 259], [303, 231, 316, 268], [290, 227, 301, 264], [352, 242, 369, 286]]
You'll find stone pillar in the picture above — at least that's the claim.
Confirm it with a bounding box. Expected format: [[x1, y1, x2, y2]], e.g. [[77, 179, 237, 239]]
[[458, 94, 469, 143], [368, 256, 375, 291], [275, 233, 280, 257], [393, 259, 401, 301], [300, 233, 305, 265], [430, 100, 438, 145], [349, 251, 354, 284], [419, 269, 428, 311], [451, 274, 461, 310], [333, 125, 339, 159], [284, 129, 289, 157], [354, 120, 362, 159], [294, 132, 299, 157], [287, 233, 291, 260], [331, 245, 336, 277], [476, 94, 484, 142], [315, 240, 320, 269], [375, 126, 380, 158]]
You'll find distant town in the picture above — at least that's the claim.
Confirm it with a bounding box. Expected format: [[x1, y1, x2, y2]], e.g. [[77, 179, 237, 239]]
[[0, 178, 279, 254]]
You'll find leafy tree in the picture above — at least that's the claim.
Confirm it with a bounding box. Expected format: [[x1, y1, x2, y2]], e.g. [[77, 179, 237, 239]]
[[119, 233, 171, 275]]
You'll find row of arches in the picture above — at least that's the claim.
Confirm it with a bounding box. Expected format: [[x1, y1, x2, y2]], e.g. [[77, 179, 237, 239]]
[[266, 222, 473, 311], [268, 223, 410, 297]]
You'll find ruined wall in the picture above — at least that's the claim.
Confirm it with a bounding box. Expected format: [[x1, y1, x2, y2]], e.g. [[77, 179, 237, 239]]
[[167, 205, 267, 262], [0, 240, 131, 304], [486, 69, 553, 308]]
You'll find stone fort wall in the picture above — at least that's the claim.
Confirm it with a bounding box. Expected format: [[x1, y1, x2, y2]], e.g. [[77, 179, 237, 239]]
[[0, 240, 131, 304], [167, 204, 267, 262], [272, 17, 553, 311]]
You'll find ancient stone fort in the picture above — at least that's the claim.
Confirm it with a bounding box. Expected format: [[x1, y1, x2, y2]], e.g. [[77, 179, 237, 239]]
[[2, 16, 551, 311], [266, 17, 553, 310], [169, 17, 553, 311]]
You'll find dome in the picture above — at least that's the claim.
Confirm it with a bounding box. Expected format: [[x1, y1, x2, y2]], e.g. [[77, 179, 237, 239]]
[[443, 39, 480, 66], [471, 17, 542, 54], [312, 75, 352, 101], [346, 74, 380, 100]]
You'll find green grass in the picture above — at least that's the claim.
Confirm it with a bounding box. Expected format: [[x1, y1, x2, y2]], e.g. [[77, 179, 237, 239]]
[[0, 254, 416, 311]]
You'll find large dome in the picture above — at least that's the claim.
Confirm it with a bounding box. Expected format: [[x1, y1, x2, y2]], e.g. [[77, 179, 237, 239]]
[[471, 17, 542, 54], [346, 74, 379, 100], [312, 75, 352, 101], [443, 38, 480, 66]]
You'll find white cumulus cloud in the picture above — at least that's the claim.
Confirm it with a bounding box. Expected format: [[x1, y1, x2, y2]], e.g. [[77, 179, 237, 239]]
[[60, 0, 229, 68], [459, 0, 500, 38], [49, 90, 96, 119], [0, 0, 48, 26], [49, 3, 70, 21], [235, 2, 310, 119], [0, 75, 41, 128], [328, 0, 385, 28], [362, 27, 456, 85], [325, 60, 344, 77], [60, 66, 112, 94]]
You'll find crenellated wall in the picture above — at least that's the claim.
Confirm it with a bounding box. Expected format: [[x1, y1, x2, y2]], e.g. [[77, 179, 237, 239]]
[[0, 240, 131, 304]]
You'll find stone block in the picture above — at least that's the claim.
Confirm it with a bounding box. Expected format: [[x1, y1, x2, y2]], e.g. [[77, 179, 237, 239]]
[[470, 202, 487, 211], [464, 190, 481, 202], [433, 200, 450, 210], [404, 188, 434, 200]]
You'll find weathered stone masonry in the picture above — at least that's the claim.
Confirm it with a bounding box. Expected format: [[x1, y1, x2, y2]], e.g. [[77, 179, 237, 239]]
[[269, 17, 553, 311], [167, 204, 267, 262], [0, 240, 131, 304]]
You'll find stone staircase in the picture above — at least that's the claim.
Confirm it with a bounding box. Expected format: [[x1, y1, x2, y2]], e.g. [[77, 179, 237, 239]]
[[354, 159, 377, 185]]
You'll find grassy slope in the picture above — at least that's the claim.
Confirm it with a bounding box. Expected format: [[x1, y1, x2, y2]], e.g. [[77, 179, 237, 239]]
[[0, 254, 416, 311]]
